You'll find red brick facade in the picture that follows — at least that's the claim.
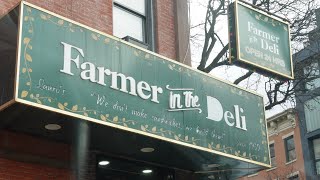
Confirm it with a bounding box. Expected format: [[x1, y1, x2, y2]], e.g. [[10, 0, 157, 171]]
[[1, 0, 113, 36], [0, 0, 177, 60], [0, 130, 70, 161], [154, 0, 177, 60], [0, 130, 74, 179], [0, 158, 72, 180], [0, 130, 98, 180]]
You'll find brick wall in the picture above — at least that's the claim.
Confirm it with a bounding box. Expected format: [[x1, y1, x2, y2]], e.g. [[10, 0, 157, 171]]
[[0, 0, 178, 60], [155, 0, 177, 60], [0, 130, 98, 180], [0, 0, 113, 35], [0, 157, 73, 180], [0, 130, 74, 180]]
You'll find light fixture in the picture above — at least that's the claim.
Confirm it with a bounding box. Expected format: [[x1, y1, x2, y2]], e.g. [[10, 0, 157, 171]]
[[142, 169, 152, 174], [207, 164, 221, 168], [45, 124, 61, 130], [98, 161, 110, 166], [140, 147, 155, 153], [208, 175, 215, 179]]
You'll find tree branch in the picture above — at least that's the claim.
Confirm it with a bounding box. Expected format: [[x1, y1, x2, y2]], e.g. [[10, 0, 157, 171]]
[[203, 44, 229, 72], [233, 71, 254, 85]]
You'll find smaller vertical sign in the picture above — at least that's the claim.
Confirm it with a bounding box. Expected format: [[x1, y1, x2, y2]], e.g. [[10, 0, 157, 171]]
[[228, 0, 293, 80]]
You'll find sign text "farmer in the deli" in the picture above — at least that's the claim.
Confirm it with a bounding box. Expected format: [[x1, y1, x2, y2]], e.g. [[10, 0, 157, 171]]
[[60, 42, 248, 131]]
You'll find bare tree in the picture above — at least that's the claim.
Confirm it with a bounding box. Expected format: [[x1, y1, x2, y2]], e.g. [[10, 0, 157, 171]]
[[192, 0, 320, 110]]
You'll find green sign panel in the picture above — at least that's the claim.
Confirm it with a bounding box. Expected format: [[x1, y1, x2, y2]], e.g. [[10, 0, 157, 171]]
[[228, 1, 293, 80], [16, 2, 270, 166]]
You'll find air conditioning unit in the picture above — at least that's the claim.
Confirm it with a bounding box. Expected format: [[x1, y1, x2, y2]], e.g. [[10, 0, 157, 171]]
[[122, 36, 149, 50]]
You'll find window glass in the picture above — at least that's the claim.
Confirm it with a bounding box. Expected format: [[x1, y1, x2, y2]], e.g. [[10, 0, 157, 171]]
[[316, 161, 320, 175], [114, 0, 145, 15], [303, 62, 320, 90], [288, 175, 299, 180], [113, 6, 144, 41], [269, 144, 276, 167], [313, 138, 320, 175], [314, 139, 320, 159], [113, 0, 154, 50], [288, 149, 296, 162], [285, 136, 296, 162], [286, 138, 295, 150], [304, 97, 320, 132]]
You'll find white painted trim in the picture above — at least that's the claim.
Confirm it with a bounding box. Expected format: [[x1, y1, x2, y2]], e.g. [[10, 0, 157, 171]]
[[247, 173, 259, 177], [282, 131, 294, 139], [285, 159, 297, 165], [278, 126, 294, 134], [286, 171, 299, 178], [266, 167, 277, 172]]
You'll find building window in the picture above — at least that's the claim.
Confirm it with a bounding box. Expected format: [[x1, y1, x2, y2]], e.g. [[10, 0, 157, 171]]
[[270, 143, 276, 167], [288, 175, 299, 180], [284, 135, 296, 162], [113, 0, 154, 50], [304, 96, 320, 132], [303, 62, 320, 90], [313, 138, 320, 175]]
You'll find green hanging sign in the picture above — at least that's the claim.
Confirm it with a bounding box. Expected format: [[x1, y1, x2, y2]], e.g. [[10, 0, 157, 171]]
[[228, 0, 293, 80], [15, 2, 270, 167]]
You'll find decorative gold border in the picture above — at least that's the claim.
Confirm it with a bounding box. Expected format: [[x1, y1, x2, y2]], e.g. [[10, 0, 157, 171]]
[[15, 98, 271, 168], [14, 1, 24, 104], [238, 0, 289, 25], [264, 103, 272, 167], [14, 1, 271, 168], [232, 0, 294, 80]]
